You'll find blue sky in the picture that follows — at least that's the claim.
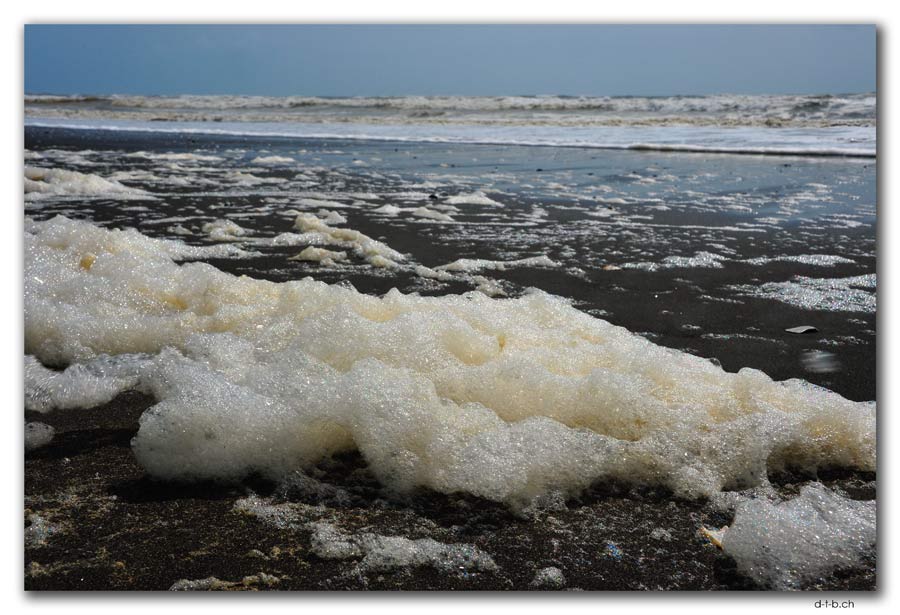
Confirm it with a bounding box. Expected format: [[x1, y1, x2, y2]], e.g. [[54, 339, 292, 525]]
[[24, 24, 875, 96]]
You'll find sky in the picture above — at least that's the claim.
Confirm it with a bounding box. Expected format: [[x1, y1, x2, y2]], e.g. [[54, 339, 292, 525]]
[[24, 24, 875, 97]]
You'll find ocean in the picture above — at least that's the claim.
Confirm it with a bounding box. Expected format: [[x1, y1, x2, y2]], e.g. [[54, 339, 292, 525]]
[[24, 93, 876, 590]]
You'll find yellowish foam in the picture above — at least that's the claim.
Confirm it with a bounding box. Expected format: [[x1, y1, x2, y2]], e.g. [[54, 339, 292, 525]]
[[24, 216, 875, 510]]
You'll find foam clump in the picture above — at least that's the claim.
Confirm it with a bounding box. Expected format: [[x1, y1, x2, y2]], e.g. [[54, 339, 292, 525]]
[[289, 246, 348, 266], [373, 204, 403, 216], [169, 573, 280, 591], [226, 171, 286, 186], [316, 209, 347, 225], [729, 275, 876, 313], [233, 494, 313, 531], [308, 522, 498, 573], [24, 217, 876, 510], [125, 151, 223, 162], [445, 192, 504, 207], [436, 255, 558, 273], [742, 254, 856, 267], [718, 483, 875, 589], [414, 265, 456, 282], [411, 207, 455, 222], [251, 155, 295, 164], [25, 422, 55, 452], [25, 354, 146, 412], [296, 197, 348, 210], [25, 214, 251, 267], [622, 251, 727, 271], [25, 166, 146, 200], [530, 566, 566, 588], [293, 213, 405, 267], [202, 219, 248, 242]]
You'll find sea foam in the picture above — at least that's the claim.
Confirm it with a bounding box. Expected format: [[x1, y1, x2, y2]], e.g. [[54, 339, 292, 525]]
[[717, 483, 876, 589], [25, 166, 147, 200], [24, 216, 875, 510]]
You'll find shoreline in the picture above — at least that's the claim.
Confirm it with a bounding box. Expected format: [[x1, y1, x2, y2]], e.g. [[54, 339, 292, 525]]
[[24, 120, 877, 159]]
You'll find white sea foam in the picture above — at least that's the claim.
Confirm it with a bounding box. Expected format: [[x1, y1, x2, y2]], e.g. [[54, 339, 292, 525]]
[[716, 484, 875, 589], [530, 567, 566, 588], [167, 224, 193, 236], [622, 252, 728, 271], [410, 207, 455, 222], [741, 254, 856, 266], [203, 219, 249, 242], [308, 522, 497, 573], [289, 246, 348, 266], [373, 204, 403, 216], [251, 155, 295, 164], [24, 217, 875, 511], [295, 197, 349, 210], [445, 192, 505, 207], [413, 266, 456, 282], [292, 213, 405, 267], [25, 166, 147, 200], [125, 151, 224, 162], [25, 354, 145, 412], [623, 253, 857, 272], [730, 274, 876, 313], [436, 255, 558, 273], [316, 210, 347, 225], [225, 171, 287, 186]]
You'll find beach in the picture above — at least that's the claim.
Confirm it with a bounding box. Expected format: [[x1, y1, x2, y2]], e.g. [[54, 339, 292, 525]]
[[24, 95, 876, 590]]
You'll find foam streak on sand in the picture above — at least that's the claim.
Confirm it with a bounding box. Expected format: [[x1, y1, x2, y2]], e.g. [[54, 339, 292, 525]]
[[24, 216, 875, 511], [307, 522, 498, 573]]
